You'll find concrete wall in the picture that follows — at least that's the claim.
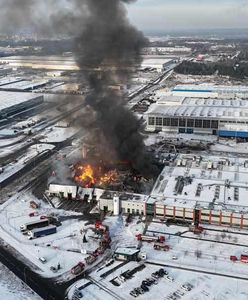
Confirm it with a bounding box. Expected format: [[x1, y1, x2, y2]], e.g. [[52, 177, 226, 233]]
[[48, 184, 77, 199]]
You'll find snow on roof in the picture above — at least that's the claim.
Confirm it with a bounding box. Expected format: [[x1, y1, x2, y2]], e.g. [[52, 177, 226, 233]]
[[0, 77, 23, 86], [146, 101, 248, 120], [0, 91, 43, 113], [150, 154, 248, 213], [114, 247, 139, 256], [100, 191, 148, 203], [173, 84, 248, 93], [142, 58, 173, 67], [0, 80, 48, 91]]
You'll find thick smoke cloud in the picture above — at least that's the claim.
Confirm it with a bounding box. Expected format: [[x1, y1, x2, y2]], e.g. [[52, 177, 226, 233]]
[[74, 0, 157, 177], [0, 0, 158, 178]]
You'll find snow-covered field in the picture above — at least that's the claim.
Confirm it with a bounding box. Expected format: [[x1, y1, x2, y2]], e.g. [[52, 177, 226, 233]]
[[0, 262, 41, 300]]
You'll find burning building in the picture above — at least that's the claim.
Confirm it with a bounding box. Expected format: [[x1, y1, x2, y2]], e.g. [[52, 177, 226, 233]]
[[1, 0, 159, 198]]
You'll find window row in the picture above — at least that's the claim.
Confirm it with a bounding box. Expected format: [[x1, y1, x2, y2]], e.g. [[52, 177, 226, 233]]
[[148, 117, 219, 129]]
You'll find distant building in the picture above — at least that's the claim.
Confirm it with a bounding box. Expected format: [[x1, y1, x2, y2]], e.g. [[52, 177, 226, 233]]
[[172, 84, 248, 98], [146, 94, 248, 138], [141, 58, 173, 72]]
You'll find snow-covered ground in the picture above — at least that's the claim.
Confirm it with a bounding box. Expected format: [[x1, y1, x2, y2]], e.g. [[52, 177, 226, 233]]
[[0, 191, 102, 279], [0, 262, 41, 300], [40, 127, 78, 143], [0, 144, 55, 184], [68, 217, 248, 300]]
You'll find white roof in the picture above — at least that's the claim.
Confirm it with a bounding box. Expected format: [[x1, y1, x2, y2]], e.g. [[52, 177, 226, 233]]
[[0, 77, 23, 86], [0, 91, 42, 113], [150, 154, 248, 213], [0, 80, 48, 91], [115, 247, 139, 256], [173, 84, 248, 93], [146, 102, 248, 120]]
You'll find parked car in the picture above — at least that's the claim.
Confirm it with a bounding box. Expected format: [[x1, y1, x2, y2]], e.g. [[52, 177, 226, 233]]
[[165, 275, 174, 282], [39, 257, 47, 263], [151, 272, 159, 279], [29, 212, 38, 217], [181, 284, 192, 291], [130, 290, 138, 298], [141, 284, 149, 292]]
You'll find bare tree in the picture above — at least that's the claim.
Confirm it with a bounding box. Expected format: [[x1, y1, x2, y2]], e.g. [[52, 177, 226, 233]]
[[215, 234, 220, 242], [233, 236, 238, 243], [221, 232, 226, 240]]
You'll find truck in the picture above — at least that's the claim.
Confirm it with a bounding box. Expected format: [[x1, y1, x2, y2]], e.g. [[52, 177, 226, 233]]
[[28, 225, 57, 239], [136, 234, 165, 243], [230, 255, 238, 262], [240, 255, 248, 263], [189, 224, 204, 234], [71, 262, 85, 276], [154, 242, 170, 251], [30, 201, 40, 209], [20, 219, 49, 232], [85, 255, 97, 265]]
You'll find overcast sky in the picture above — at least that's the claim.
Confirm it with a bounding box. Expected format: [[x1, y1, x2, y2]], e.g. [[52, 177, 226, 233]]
[[127, 0, 248, 33]]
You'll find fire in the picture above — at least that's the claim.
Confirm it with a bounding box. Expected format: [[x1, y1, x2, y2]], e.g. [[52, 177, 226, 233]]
[[99, 170, 118, 185], [74, 163, 118, 187], [74, 164, 96, 187]]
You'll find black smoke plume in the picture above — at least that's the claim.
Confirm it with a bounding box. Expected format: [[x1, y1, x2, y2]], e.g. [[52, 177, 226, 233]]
[[0, 0, 158, 178], [73, 0, 158, 178]]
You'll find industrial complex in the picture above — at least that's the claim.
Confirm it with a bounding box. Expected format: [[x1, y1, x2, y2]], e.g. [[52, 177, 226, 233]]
[[146, 85, 248, 138], [1, 28, 248, 300], [0, 91, 43, 118]]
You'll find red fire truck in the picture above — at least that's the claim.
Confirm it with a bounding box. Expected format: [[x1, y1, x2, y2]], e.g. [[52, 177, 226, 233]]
[[240, 255, 248, 263], [136, 234, 165, 243]]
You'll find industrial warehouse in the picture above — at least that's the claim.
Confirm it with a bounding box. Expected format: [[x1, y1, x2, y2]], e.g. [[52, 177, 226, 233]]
[[96, 154, 248, 229], [146, 87, 248, 138], [172, 84, 248, 98], [0, 91, 43, 118], [141, 57, 174, 72]]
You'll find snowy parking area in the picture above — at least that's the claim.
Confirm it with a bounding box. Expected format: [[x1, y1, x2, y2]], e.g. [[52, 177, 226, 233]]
[[0, 191, 102, 279]]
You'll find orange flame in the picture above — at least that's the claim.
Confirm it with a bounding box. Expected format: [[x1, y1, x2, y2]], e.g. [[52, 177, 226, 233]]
[[74, 164, 118, 187], [74, 164, 96, 187]]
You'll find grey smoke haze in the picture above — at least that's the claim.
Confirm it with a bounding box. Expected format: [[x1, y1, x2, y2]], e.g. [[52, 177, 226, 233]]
[[0, 0, 158, 177]]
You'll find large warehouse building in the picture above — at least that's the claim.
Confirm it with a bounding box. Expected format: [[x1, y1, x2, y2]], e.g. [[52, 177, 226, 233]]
[[172, 84, 248, 98], [141, 58, 173, 72], [0, 55, 79, 71], [148, 154, 248, 229], [146, 93, 248, 138], [97, 154, 248, 230], [0, 91, 43, 118]]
